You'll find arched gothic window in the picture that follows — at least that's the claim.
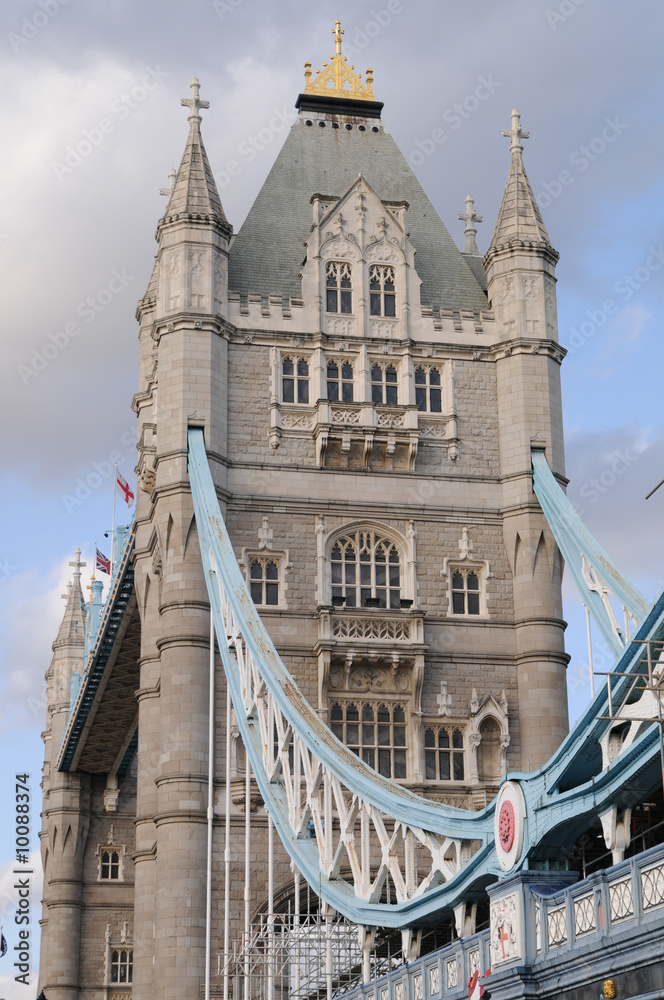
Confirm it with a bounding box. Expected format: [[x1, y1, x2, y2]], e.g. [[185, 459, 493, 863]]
[[330, 529, 401, 608], [110, 949, 133, 984], [414, 366, 442, 412], [282, 356, 309, 404], [330, 701, 406, 778], [369, 265, 396, 316], [327, 360, 354, 402], [326, 261, 353, 313], [424, 727, 465, 781], [371, 363, 398, 405], [451, 568, 481, 615], [250, 558, 279, 606], [100, 850, 120, 879]]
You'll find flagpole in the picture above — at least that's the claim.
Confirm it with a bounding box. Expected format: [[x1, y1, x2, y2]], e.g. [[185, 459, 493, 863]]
[[111, 462, 117, 578]]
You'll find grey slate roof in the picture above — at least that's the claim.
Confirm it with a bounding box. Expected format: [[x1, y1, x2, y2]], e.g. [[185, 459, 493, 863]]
[[228, 114, 488, 313], [462, 254, 487, 292]]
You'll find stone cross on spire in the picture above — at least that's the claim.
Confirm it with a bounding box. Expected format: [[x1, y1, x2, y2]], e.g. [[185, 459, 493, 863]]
[[502, 108, 530, 155], [458, 194, 483, 255], [333, 19, 344, 56], [181, 77, 210, 123], [160, 167, 176, 197], [69, 547, 86, 579]]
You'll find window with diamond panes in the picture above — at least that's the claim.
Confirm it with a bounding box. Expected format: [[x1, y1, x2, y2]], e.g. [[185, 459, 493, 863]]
[[415, 366, 442, 412], [326, 261, 353, 313], [327, 360, 354, 402], [451, 569, 481, 615], [100, 850, 120, 879], [425, 727, 465, 781], [330, 530, 401, 608], [330, 701, 407, 778], [371, 364, 398, 405], [250, 559, 279, 606], [369, 265, 396, 317], [110, 949, 133, 984], [282, 356, 309, 404]]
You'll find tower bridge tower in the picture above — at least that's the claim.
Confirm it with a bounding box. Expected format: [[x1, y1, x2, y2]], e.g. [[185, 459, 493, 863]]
[[40, 27, 571, 1000]]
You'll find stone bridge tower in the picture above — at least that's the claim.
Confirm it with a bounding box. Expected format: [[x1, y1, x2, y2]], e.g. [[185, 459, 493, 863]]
[[40, 32, 569, 1000]]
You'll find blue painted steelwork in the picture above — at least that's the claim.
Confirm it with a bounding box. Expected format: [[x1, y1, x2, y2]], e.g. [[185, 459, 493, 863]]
[[339, 843, 664, 1000], [532, 448, 649, 653], [57, 529, 135, 772], [189, 427, 496, 927], [188, 430, 664, 925]]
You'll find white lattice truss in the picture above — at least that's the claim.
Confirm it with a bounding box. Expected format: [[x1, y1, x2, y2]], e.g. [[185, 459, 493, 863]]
[[216, 568, 475, 909]]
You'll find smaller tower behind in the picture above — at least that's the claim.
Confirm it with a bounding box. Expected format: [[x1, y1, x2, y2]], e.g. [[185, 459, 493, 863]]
[[39, 551, 90, 1000]]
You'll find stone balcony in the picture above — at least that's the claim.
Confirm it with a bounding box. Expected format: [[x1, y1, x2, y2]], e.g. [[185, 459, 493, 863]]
[[314, 400, 420, 469], [316, 606, 427, 706], [273, 399, 459, 467], [319, 605, 425, 646]]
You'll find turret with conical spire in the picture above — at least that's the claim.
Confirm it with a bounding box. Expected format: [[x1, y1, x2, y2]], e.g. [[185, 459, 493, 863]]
[[484, 109, 568, 770], [38, 550, 91, 1000], [159, 77, 229, 226], [131, 77, 233, 1000], [489, 108, 554, 250]]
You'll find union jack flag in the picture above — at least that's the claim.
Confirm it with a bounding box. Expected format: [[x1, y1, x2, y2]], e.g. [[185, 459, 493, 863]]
[[116, 473, 135, 506], [95, 548, 111, 575]]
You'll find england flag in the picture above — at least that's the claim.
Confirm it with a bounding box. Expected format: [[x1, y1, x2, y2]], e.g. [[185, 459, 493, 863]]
[[116, 473, 135, 506]]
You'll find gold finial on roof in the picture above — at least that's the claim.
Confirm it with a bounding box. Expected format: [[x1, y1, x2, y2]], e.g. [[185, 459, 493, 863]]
[[303, 20, 376, 102]]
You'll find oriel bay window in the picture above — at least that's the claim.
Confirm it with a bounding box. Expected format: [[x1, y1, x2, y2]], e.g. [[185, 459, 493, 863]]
[[330, 529, 401, 608], [326, 261, 353, 313], [330, 701, 407, 778]]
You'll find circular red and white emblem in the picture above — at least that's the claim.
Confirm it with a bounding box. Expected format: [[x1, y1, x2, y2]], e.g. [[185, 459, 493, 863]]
[[498, 801, 515, 851], [494, 781, 526, 871]]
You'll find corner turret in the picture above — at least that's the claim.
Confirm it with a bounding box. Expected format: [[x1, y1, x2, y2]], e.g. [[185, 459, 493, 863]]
[[484, 108, 559, 346], [484, 110, 568, 770]]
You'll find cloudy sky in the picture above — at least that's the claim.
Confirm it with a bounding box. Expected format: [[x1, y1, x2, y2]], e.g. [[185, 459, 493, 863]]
[[1, 0, 663, 990]]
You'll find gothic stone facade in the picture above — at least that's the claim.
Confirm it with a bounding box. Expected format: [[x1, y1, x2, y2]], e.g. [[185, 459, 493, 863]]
[[39, 75, 568, 1000]]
